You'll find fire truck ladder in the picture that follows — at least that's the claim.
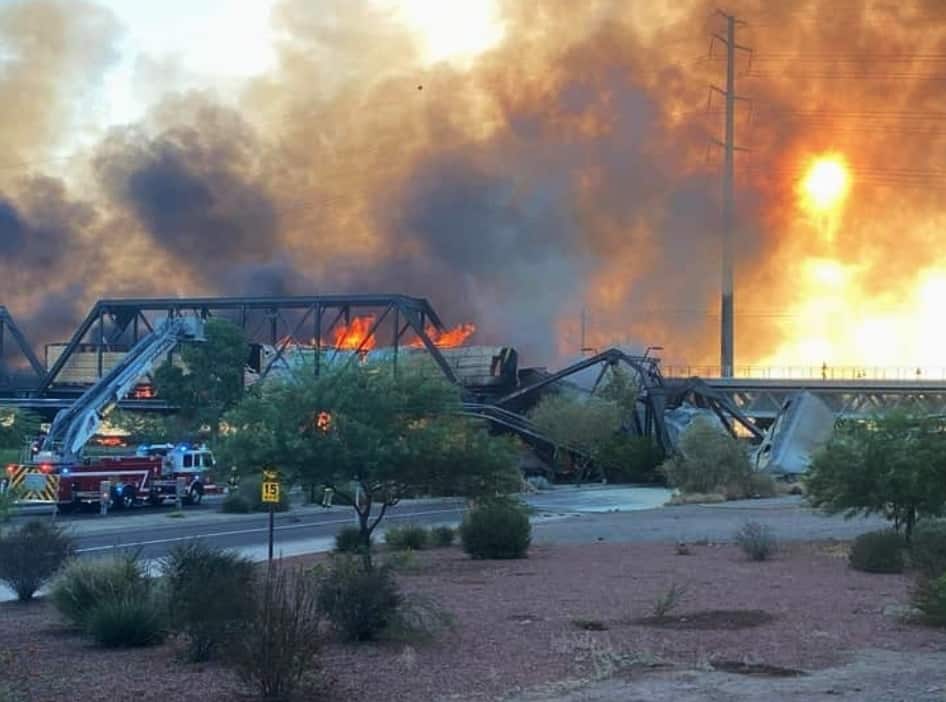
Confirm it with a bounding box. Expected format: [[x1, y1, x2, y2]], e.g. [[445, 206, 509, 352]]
[[39, 317, 205, 462]]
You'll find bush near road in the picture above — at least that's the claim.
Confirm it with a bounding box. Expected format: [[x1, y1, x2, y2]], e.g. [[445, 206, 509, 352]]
[[460, 498, 532, 560], [849, 530, 906, 574], [163, 541, 256, 662], [0, 521, 74, 602], [51, 553, 148, 628], [910, 519, 946, 578]]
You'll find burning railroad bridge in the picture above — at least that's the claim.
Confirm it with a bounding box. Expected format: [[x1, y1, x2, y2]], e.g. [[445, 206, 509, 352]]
[[4, 294, 946, 478]]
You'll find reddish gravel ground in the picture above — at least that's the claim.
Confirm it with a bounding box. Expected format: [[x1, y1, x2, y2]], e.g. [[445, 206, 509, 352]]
[[2, 541, 943, 701]]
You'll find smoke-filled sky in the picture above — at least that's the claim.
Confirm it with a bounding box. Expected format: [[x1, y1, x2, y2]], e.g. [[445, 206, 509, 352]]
[[4, 0, 946, 373]]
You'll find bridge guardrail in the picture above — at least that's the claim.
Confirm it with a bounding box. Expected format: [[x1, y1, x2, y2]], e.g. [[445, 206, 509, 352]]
[[662, 365, 946, 381]]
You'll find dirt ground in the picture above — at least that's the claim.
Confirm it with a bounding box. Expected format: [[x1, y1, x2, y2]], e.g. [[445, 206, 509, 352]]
[[505, 649, 946, 702], [1, 541, 944, 701]]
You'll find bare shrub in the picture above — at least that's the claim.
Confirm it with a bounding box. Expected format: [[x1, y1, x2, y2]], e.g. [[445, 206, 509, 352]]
[[735, 521, 777, 561], [231, 564, 324, 702], [316, 556, 401, 642], [652, 582, 688, 618]]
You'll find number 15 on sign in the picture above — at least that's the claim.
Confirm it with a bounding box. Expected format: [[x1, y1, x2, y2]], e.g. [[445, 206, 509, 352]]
[[261, 481, 280, 503]]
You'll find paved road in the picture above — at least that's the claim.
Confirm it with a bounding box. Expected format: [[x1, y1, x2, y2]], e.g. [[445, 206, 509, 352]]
[[532, 496, 890, 545], [71, 502, 464, 558], [5, 487, 669, 561], [8, 487, 887, 562]]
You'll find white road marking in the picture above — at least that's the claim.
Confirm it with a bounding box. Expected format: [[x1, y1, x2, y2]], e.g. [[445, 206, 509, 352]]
[[75, 506, 465, 553]]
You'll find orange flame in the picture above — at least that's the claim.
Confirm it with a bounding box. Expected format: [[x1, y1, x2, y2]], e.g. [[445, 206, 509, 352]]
[[407, 323, 477, 348], [331, 316, 378, 350]]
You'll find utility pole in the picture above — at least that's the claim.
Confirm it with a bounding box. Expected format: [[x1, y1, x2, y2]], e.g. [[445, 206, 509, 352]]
[[580, 308, 595, 355], [710, 11, 750, 377]]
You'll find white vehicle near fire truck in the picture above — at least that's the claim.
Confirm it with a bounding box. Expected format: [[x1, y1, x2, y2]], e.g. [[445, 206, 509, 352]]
[[1, 317, 217, 510]]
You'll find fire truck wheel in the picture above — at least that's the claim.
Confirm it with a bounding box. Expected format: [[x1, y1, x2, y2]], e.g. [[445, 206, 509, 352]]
[[118, 486, 136, 509], [184, 484, 203, 506]]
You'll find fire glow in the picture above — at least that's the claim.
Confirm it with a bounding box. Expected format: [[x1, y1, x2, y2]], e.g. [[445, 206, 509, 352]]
[[11, 1, 946, 375], [330, 316, 476, 350], [800, 155, 850, 215]]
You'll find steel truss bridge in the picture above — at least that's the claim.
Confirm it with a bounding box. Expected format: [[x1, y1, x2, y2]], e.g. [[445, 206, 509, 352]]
[[4, 295, 946, 448], [700, 377, 946, 423]]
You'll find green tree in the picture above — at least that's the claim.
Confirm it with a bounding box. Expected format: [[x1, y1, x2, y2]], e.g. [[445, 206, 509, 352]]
[[806, 412, 946, 542], [0, 409, 41, 451], [218, 362, 521, 567], [528, 393, 621, 480], [153, 319, 247, 439], [598, 366, 640, 415], [107, 410, 184, 446]]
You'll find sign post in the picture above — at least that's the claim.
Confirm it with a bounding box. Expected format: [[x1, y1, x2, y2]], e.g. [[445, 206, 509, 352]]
[[175, 476, 186, 512], [99, 480, 110, 516], [261, 468, 280, 564]]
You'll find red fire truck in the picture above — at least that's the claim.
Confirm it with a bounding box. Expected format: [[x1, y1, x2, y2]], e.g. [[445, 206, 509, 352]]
[[1, 317, 217, 510]]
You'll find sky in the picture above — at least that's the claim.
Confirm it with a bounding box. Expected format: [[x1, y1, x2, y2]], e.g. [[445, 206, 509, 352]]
[[91, 0, 504, 131]]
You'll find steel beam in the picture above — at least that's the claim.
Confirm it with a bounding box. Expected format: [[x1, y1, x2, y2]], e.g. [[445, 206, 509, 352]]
[[38, 295, 455, 393], [0, 306, 44, 381]]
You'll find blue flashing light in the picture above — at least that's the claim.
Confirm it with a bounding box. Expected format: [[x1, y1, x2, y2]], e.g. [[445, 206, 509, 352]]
[[61, 468, 70, 476]]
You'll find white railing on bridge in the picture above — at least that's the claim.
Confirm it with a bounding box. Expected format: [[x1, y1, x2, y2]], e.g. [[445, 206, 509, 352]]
[[661, 365, 946, 381]]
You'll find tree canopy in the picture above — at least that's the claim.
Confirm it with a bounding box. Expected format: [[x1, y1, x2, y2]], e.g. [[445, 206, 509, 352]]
[[217, 362, 522, 565], [807, 412, 946, 541], [0, 409, 41, 451], [528, 391, 621, 480], [153, 318, 247, 439]]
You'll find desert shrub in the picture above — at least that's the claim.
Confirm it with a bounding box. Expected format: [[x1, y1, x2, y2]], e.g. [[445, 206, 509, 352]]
[[335, 526, 369, 554], [86, 593, 166, 648], [597, 435, 665, 484], [911, 519, 946, 578], [912, 573, 946, 626], [735, 521, 777, 561], [316, 556, 401, 642], [0, 520, 74, 601], [849, 530, 906, 573], [747, 472, 778, 498], [431, 526, 455, 547], [163, 541, 256, 662], [660, 418, 753, 496], [385, 524, 428, 551], [221, 492, 252, 514], [51, 553, 147, 627], [384, 593, 454, 642], [459, 498, 531, 560], [231, 564, 324, 702], [652, 582, 688, 618]]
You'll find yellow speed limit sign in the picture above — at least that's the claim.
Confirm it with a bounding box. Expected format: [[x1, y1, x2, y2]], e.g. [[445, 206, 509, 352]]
[[261, 469, 280, 504]]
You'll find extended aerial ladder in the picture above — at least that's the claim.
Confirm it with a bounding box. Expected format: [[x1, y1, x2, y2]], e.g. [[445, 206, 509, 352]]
[[36, 317, 205, 464]]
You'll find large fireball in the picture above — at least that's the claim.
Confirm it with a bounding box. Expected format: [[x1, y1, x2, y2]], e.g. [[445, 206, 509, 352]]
[[800, 155, 850, 214]]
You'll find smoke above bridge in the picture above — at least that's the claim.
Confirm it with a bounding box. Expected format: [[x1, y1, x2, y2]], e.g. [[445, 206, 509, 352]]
[[3, 0, 946, 370]]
